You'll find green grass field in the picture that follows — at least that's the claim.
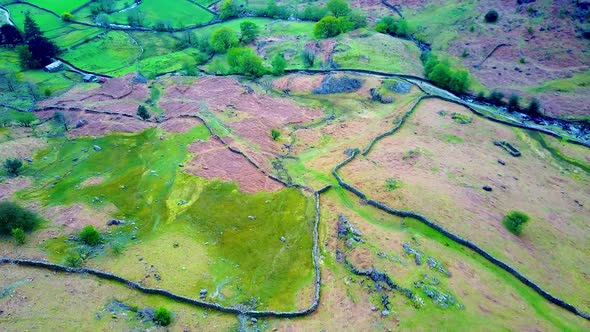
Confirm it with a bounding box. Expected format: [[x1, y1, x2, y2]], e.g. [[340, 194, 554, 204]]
[[107, 0, 216, 28]]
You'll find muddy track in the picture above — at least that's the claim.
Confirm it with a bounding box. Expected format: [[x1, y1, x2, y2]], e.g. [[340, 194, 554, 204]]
[[381, 0, 403, 18], [331, 95, 590, 321], [474, 43, 511, 68]]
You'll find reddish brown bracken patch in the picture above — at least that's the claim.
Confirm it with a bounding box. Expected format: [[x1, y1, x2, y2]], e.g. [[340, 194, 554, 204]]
[[186, 138, 283, 193]]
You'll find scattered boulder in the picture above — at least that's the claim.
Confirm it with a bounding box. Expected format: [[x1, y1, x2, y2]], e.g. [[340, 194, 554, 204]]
[[173, 242, 179, 248], [136, 307, 155, 322], [248, 215, 256, 220], [199, 289, 207, 299], [312, 75, 362, 94], [107, 219, 126, 226], [280, 236, 286, 243], [498, 159, 506, 165], [93, 145, 102, 151], [76, 119, 88, 128], [483, 185, 493, 192], [386, 81, 411, 94]]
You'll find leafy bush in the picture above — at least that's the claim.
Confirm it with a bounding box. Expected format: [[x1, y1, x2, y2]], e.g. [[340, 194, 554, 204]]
[[326, 0, 351, 17], [314, 16, 353, 38], [239, 21, 259, 44], [64, 253, 82, 267], [137, 105, 150, 120], [299, 5, 328, 21], [271, 128, 281, 140], [484, 10, 499, 23], [79, 225, 101, 246], [503, 211, 530, 235], [423, 53, 470, 94], [375, 16, 412, 38], [11, 227, 26, 244], [0, 201, 39, 235], [3, 158, 23, 176], [385, 178, 402, 191], [271, 53, 287, 75], [488, 91, 504, 106], [211, 27, 238, 54], [154, 307, 172, 326], [258, 0, 291, 19], [219, 0, 239, 20], [61, 12, 74, 22], [525, 98, 541, 116], [507, 94, 520, 112], [227, 47, 266, 77]]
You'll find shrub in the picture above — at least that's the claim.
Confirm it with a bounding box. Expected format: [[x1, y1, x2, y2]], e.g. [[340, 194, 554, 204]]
[[154, 307, 172, 326], [525, 98, 541, 117], [3, 158, 23, 176], [375, 16, 412, 38], [210, 27, 238, 54], [326, 0, 351, 17], [385, 178, 402, 191], [219, 0, 239, 20], [259, 0, 291, 19], [271, 128, 281, 140], [11, 227, 26, 244], [301, 48, 315, 68], [271, 53, 287, 75], [348, 10, 367, 29], [79, 225, 101, 246], [314, 16, 353, 38], [299, 5, 328, 21], [239, 21, 259, 44], [61, 12, 74, 21], [507, 94, 520, 112], [226, 47, 266, 77], [64, 253, 82, 267], [484, 10, 499, 23], [503, 211, 530, 235], [0, 201, 39, 235], [488, 91, 504, 106], [137, 105, 150, 120], [423, 53, 470, 94]]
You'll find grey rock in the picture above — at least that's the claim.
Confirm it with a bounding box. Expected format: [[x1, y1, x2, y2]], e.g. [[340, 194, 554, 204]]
[[280, 236, 286, 242], [107, 219, 125, 226], [93, 145, 102, 151], [483, 185, 493, 192], [136, 307, 155, 321], [313, 75, 362, 94]]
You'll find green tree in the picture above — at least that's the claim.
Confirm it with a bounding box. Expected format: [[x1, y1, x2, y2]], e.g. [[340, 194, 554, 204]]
[[53, 111, 68, 131], [423, 53, 470, 94], [11, 227, 26, 244], [348, 10, 367, 29], [219, 0, 239, 20], [137, 105, 150, 120], [0, 202, 39, 235], [271, 53, 287, 75], [0, 24, 24, 46], [503, 211, 530, 235], [299, 5, 328, 21], [154, 307, 172, 326], [314, 16, 352, 38], [79, 225, 101, 246], [326, 0, 351, 17], [227, 47, 265, 77], [507, 94, 520, 112], [210, 27, 238, 53], [375, 16, 412, 38], [485, 9, 499, 23], [239, 21, 259, 44], [3, 158, 22, 176], [23, 13, 42, 42], [526, 98, 541, 116]]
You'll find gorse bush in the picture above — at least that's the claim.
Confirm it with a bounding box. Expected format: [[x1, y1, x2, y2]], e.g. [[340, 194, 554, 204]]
[[239, 21, 259, 44], [423, 53, 470, 94], [503, 210, 530, 235], [271, 53, 287, 75], [137, 105, 150, 120], [11, 227, 26, 244], [301, 48, 315, 68], [271, 128, 281, 140], [0, 201, 39, 236], [4, 158, 23, 176], [314, 16, 353, 38], [79, 225, 101, 246], [154, 307, 172, 326], [485, 10, 499, 23]]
